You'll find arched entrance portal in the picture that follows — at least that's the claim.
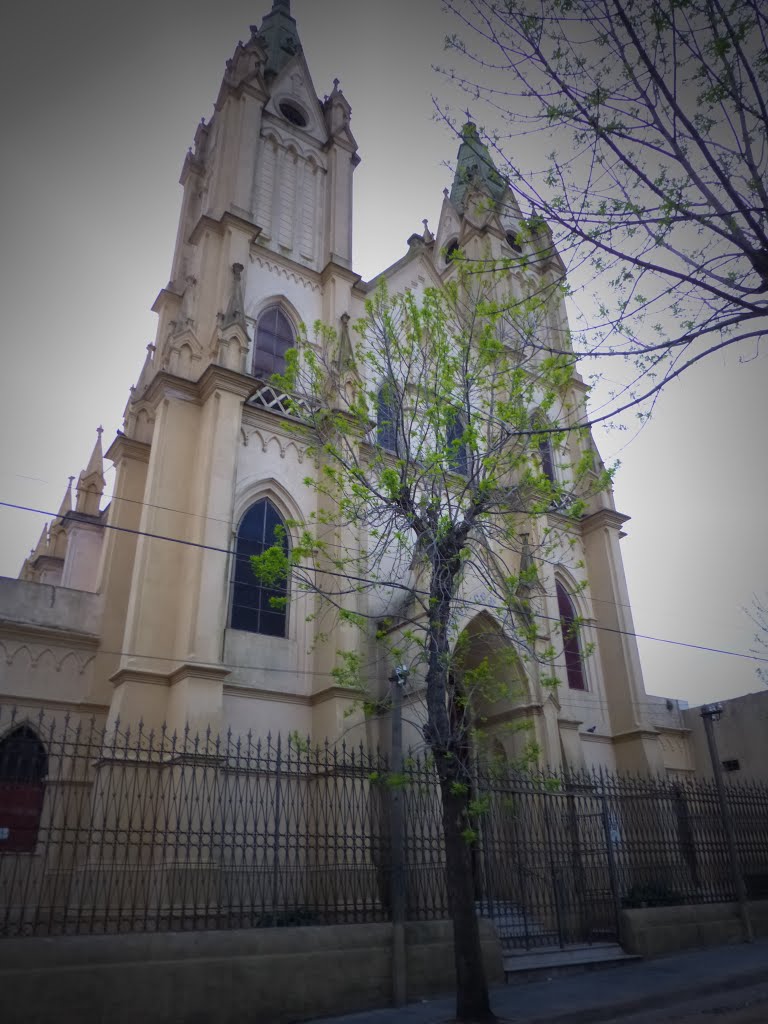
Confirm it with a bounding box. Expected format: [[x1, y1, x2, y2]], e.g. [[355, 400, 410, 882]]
[[0, 725, 48, 853], [452, 612, 535, 768]]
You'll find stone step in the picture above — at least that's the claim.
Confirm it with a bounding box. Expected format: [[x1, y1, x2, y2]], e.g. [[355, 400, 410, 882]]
[[503, 942, 638, 982]]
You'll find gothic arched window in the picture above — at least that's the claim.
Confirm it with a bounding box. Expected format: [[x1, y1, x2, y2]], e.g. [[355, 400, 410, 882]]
[[231, 499, 289, 637], [0, 725, 48, 853], [556, 579, 586, 691], [376, 383, 398, 451], [253, 306, 294, 378], [445, 238, 460, 265], [446, 412, 469, 476]]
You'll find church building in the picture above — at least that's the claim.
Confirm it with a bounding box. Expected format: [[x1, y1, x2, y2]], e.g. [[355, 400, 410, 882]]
[[1, 0, 693, 778]]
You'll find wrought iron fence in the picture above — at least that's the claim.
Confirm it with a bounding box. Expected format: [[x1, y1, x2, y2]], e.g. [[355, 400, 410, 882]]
[[1, 705, 767, 943]]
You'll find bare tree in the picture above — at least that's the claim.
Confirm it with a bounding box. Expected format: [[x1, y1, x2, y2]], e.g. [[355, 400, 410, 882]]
[[438, 0, 767, 422], [251, 270, 610, 1022]]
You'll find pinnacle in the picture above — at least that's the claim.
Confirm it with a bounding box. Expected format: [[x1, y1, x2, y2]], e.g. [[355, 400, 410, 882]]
[[56, 477, 74, 519], [83, 425, 105, 480]]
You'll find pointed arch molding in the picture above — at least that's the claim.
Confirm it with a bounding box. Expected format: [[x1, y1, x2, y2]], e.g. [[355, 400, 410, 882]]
[[239, 427, 306, 464], [0, 637, 95, 675], [232, 477, 304, 540], [249, 253, 321, 293], [246, 293, 303, 334], [552, 565, 594, 622], [452, 609, 532, 694]]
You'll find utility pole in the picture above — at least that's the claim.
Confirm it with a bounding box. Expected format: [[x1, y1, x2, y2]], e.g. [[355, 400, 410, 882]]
[[700, 704, 752, 942], [390, 665, 409, 1006]]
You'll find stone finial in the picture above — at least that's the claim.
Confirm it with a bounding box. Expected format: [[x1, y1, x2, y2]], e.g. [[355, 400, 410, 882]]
[[221, 263, 247, 330], [422, 219, 434, 243], [336, 312, 355, 372]]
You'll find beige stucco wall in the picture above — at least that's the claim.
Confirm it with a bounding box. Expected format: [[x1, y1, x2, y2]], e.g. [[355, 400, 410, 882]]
[[0, 578, 103, 711], [0, 920, 503, 1024]]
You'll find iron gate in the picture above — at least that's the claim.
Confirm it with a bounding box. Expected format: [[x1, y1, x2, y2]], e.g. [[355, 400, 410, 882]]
[[475, 776, 621, 949]]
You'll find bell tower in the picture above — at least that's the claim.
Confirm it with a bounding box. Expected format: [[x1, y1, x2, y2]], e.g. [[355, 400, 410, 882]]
[[103, 2, 361, 737]]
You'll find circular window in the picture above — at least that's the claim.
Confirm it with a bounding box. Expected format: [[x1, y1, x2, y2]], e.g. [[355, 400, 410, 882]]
[[505, 231, 522, 254], [279, 101, 308, 128], [445, 238, 460, 265]]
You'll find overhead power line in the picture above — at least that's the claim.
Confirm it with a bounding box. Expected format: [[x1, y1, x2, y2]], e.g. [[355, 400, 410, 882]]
[[2, 498, 767, 666]]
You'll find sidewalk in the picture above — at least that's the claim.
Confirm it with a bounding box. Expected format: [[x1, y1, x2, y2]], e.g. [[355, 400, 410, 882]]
[[308, 939, 768, 1024]]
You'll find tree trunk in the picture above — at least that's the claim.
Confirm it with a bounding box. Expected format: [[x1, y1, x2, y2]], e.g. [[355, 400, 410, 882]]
[[425, 560, 495, 1022], [439, 775, 496, 1023]]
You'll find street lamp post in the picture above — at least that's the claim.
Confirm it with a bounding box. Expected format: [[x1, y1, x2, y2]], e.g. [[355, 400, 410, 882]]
[[389, 665, 409, 1005], [700, 703, 752, 942]]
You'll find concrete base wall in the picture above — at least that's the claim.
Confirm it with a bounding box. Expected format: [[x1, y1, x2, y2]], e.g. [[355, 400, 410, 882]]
[[0, 920, 503, 1024], [621, 899, 768, 957]]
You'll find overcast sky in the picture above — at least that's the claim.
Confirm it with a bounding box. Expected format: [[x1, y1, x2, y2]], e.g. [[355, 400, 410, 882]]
[[0, 0, 765, 709]]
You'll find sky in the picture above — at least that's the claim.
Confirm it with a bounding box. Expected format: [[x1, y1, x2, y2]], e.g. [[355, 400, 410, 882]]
[[0, 0, 766, 708]]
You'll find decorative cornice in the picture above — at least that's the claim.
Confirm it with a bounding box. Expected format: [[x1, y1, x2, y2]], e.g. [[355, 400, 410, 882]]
[[169, 662, 231, 686], [140, 370, 201, 409], [579, 732, 613, 745], [105, 434, 151, 466], [197, 363, 258, 404], [580, 508, 631, 536], [319, 259, 363, 289], [249, 249, 322, 293], [0, 696, 110, 716], [110, 667, 170, 690], [60, 510, 105, 531], [612, 727, 660, 743], [0, 621, 100, 650], [481, 701, 544, 728], [188, 210, 263, 247], [310, 685, 366, 707], [151, 286, 183, 316], [653, 725, 691, 737], [28, 555, 64, 572], [110, 662, 232, 690]]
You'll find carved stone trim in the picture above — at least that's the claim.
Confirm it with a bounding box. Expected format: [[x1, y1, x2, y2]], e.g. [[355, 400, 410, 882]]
[[580, 508, 631, 535], [105, 435, 151, 466], [249, 251, 321, 292]]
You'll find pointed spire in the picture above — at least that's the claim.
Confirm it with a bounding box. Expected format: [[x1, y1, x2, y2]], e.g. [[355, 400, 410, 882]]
[[221, 263, 247, 330], [76, 427, 106, 516], [84, 426, 104, 479], [135, 343, 156, 395], [56, 477, 74, 519], [450, 122, 508, 213], [254, 0, 301, 76]]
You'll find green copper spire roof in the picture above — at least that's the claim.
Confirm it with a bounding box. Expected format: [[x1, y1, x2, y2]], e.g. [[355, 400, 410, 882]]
[[255, 0, 301, 77], [449, 122, 508, 213]]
